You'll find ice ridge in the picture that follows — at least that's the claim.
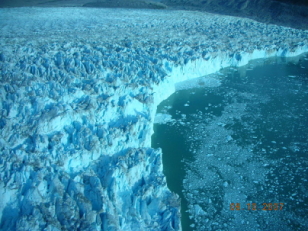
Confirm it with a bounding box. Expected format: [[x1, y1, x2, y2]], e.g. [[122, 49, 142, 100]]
[[0, 7, 308, 231]]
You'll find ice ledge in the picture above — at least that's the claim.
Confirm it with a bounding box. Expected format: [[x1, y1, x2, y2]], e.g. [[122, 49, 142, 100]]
[[150, 45, 308, 139]]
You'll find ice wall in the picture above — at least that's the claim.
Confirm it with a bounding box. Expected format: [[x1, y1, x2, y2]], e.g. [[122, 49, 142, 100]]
[[0, 7, 307, 231]]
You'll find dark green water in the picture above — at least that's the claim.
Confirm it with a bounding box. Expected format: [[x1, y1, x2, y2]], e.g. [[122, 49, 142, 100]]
[[152, 53, 308, 231]]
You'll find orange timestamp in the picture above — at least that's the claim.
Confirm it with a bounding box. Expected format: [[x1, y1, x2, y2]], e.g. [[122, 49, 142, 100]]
[[230, 203, 284, 211]]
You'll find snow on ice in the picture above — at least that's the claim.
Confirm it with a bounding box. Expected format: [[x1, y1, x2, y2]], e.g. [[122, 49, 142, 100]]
[[0, 7, 308, 231]]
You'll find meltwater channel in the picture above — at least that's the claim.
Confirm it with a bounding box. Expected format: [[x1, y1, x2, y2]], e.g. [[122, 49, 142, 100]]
[[152, 53, 308, 231]]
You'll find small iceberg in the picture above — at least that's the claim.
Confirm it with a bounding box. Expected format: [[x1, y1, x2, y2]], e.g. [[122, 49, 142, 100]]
[[154, 113, 174, 124]]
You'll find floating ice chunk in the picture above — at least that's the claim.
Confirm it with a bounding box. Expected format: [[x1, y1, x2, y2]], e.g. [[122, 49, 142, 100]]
[[154, 113, 174, 124], [175, 74, 221, 90], [184, 103, 189, 106], [226, 135, 233, 142], [217, 122, 226, 127]]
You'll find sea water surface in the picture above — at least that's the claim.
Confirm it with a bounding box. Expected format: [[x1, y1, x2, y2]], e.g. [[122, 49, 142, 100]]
[[152, 53, 308, 231]]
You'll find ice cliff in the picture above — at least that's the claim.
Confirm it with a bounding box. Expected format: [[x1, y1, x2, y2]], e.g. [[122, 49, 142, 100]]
[[0, 7, 307, 231]]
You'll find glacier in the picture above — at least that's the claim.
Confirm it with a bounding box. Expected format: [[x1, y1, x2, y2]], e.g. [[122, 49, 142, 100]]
[[0, 7, 308, 231]]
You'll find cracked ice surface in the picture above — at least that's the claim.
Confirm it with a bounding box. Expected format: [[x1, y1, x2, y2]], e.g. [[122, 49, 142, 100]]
[[0, 7, 308, 230]]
